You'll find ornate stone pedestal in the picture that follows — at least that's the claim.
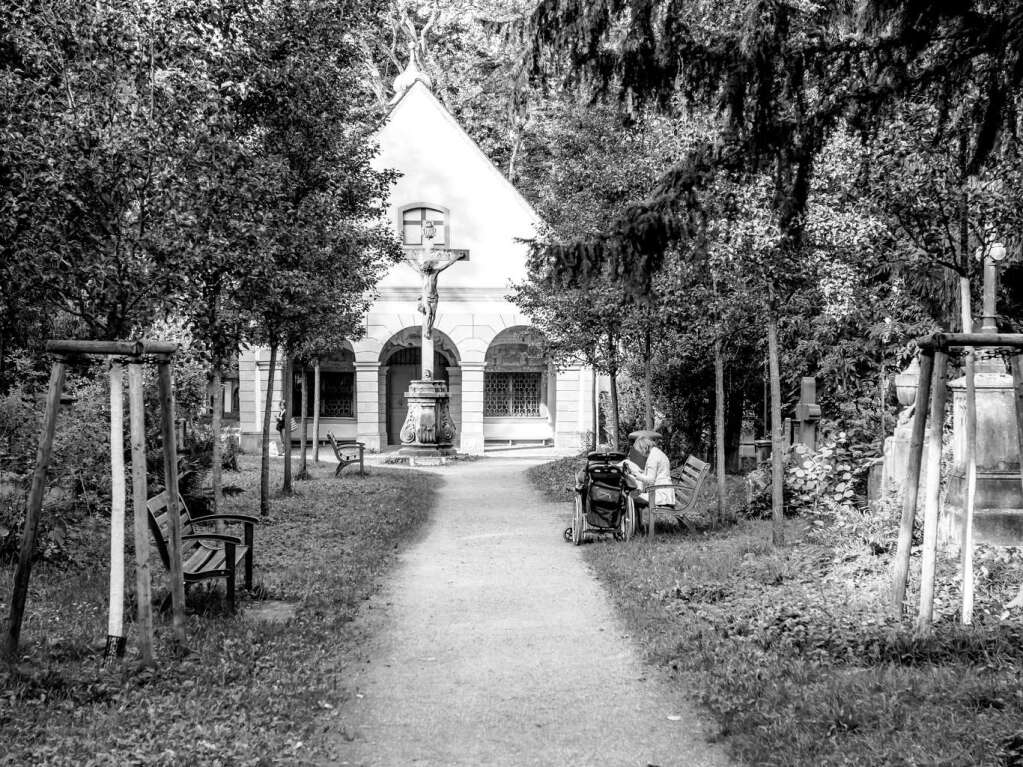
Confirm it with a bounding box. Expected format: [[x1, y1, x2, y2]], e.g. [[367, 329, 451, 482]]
[[943, 360, 1023, 546], [399, 379, 456, 460]]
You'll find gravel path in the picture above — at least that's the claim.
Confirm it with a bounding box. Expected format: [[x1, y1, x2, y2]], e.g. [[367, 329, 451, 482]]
[[322, 456, 731, 767]]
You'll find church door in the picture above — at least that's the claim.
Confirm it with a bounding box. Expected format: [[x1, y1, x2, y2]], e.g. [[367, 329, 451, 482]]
[[387, 361, 418, 445]]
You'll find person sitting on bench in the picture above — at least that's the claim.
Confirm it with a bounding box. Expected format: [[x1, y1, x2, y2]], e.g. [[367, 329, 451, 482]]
[[624, 434, 675, 508]]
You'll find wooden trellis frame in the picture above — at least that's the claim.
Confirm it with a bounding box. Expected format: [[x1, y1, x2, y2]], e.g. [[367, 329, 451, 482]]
[[891, 332, 1023, 632], [4, 340, 185, 663]]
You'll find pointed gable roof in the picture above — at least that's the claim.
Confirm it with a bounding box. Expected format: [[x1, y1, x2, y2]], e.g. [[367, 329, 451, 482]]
[[374, 69, 542, 290]]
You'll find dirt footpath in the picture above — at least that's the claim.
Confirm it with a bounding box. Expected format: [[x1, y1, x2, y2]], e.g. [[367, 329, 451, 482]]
[[322, 456, 731, 767]]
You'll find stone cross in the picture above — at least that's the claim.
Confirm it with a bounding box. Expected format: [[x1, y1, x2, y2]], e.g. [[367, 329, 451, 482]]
[[405, 222, 468, 380], [793, 376, 821, 450]]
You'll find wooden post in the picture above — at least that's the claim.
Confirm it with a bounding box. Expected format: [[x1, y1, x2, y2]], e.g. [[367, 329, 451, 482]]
[[1010, 354, 1023, 497], [128, 363, 154, 665], [767, 313, 785, 546], [959, 279, 977, 626], [916, 350, 948, 634], [714, 336, 727, 525], [961, 346, 978, 625], [157, 359, 187, 647], [312, 357, 321, 463], [4, 360, 67, 658], [282, 354, 293, 493], [298, 361, 308, 478], [891, 351, 934, 617], [105, 361, 127, 659]]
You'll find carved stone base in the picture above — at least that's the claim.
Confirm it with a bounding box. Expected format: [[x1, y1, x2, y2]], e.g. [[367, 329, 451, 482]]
[[399, 379, 457, 457]]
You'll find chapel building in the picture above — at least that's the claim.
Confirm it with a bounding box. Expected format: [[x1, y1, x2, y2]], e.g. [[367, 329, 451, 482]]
[[234, 61, 596, 454]]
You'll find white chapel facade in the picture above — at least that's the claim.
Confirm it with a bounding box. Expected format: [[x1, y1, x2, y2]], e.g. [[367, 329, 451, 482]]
[[235, 62, 596, 454]]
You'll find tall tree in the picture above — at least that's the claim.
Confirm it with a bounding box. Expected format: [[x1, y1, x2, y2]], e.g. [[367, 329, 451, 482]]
[[222, 0, 399, 510]]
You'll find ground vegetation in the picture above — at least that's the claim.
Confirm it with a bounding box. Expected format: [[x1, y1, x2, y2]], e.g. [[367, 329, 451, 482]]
[[1, 456, 438, 765], [529, 457, 1023, 766]]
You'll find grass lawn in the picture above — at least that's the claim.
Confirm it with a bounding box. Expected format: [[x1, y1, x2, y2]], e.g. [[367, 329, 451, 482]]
[[1, 454, 440, 766], [530, 456, 1023, 767]]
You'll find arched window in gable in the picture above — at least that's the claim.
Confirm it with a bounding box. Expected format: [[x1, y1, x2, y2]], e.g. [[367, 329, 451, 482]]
[[401, 205, 447, 247]]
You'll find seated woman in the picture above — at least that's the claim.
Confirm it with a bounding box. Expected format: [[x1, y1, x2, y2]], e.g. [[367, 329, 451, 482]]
[[625, 435, 675, 508]]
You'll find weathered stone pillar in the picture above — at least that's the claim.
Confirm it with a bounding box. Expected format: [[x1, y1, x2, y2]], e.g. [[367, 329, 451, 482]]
[[400, 378, 456, 458]]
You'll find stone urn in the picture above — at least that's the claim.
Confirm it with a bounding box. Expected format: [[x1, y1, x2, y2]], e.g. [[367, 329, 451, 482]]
[[894, 357, 921, 408]]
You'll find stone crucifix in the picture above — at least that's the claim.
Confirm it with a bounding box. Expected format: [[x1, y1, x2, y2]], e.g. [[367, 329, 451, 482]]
[[405, 220, 468, 380]]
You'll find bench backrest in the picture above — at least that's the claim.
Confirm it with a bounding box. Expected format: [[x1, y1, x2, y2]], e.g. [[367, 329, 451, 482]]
[[328, 433, 362, 459], [146, 491, 196, 572], [674, 456, 710, 502]]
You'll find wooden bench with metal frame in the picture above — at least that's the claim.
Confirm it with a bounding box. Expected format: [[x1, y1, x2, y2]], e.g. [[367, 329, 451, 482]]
[[637, 455, 710, 538], [146, 491, 257, 609], [327, 432, 365, 477]]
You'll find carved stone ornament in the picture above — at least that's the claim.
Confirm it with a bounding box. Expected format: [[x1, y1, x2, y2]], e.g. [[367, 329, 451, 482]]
[[438, 401, 456, 443], [400, 404, 420, 444]]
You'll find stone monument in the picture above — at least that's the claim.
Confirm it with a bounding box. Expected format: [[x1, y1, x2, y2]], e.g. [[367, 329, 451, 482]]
[[399, 222, 467, 460], [943, 242, 1023, 546]]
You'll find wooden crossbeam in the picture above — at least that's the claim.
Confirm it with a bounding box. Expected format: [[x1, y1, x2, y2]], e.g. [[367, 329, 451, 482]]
[[915, 332, 1023, 351]]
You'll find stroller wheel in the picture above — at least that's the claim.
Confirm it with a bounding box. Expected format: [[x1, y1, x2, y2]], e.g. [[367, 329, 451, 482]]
[[572, 495, 585, 546], [621, 495, 636, 542]]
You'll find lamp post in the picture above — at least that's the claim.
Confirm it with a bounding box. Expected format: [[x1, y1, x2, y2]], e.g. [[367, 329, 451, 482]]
[[980, 241, 1007, 333]]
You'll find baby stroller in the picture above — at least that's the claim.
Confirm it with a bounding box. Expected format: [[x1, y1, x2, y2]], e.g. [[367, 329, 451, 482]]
[[569, 450, 638, 545]]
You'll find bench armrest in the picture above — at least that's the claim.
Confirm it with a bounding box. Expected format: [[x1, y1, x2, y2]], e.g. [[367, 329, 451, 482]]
[[182, 532, 243, 544]]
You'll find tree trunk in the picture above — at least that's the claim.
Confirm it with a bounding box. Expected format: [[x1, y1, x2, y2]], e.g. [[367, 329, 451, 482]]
[[297, 361, 309, 480], [210, 363, 223, 514], [767, 310, 785, 546], [591, 357, 598, 451], [725, 380, 743, 473], [644, 329, 654, 429], [312, 357, 321, 463], [260, 342, 277, 518], [715, 337, 727, 525], [609, 363, 621, 452], [282, 353, 293, 494]]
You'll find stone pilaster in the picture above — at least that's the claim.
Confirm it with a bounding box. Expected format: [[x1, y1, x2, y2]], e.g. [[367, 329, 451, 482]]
[[355, 361, 382, 451], [459, 361, 485, 454]]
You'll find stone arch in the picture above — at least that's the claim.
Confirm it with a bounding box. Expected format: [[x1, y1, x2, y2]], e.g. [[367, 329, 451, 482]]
[[482, 325, 555, 445], [379, 327, 462, 446], [378, 326, 460, 366]]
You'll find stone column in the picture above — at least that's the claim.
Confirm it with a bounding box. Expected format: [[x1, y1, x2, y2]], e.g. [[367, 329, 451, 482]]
[[459, 361, 485, 455], [355, 361, 382, 451]]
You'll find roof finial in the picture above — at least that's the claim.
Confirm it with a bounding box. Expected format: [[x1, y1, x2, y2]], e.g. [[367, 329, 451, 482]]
[[391, 42, 433, 103]]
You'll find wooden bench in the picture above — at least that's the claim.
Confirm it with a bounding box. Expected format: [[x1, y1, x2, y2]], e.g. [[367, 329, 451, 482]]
[[638, 455, 711, 538], [327, 432, 365, 477], [146, 491, 257, 608]]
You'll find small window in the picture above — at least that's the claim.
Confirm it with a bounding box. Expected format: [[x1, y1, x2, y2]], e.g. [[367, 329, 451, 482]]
[[484, 372, 542, 417], [402, 207, 446, 246]]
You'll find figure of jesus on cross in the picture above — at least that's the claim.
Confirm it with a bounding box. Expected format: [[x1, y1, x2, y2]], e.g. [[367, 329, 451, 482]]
[[407, 220, 467, 341]]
